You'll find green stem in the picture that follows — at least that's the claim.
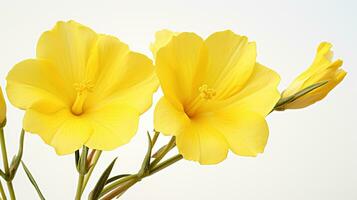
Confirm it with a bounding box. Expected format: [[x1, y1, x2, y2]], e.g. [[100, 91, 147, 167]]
[[81, 150, 102, 193], [0, 180, 7, 200], [75, 174, 85, 200], [101, 154, 183, 199], [151, 131, 160, 146], [102, 178, 139, 200], [150, 137, 176, 168], [75, 146, 88, 200], [99, 175, 137, 198], [149, 154, 183, 175], [0, 128, 15, 200]]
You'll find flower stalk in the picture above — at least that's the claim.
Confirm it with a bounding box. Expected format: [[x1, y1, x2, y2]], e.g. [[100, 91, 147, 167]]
[[0, 181, 7, 200], [0, 127, 15, 200], [75, 146, 89, 200]]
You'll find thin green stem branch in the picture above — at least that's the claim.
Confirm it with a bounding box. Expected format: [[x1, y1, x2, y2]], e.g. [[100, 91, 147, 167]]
[[99, 175, 137, 198], [150, 137, 176, 168], [99, 134, 182, 199], [100, 154, 183, 199], [149, 154, 183, 175], [151, 131, 160, 147], [0, 128, 15, 200], [0, 180, 7, 200], [101, 178, 139, 200]]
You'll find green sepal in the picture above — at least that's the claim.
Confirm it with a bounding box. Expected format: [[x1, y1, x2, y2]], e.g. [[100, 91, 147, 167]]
[[77, 146, 89, 174], [9, 129, 25, 180], [275, 81, 328, 110]]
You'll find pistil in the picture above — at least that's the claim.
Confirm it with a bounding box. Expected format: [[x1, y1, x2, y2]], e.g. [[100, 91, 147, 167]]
[[71, 81, 94, 115]]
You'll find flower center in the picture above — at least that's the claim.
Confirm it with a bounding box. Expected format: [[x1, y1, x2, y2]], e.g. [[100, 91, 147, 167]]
[[71, 81, 94, 115], [185, 84, 216, 117], [199, 84, 216, 100]]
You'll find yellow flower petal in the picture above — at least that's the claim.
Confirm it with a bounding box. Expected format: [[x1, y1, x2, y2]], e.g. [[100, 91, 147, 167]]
[[226, 63, 281, 116], [154, 97, 190, 136], [81, 35, 158, 113], [176, 119, 228, 165], [6, 59, 71, 109], [36, 21, 97, 84], [50, 116, 92, 155], [156, 32, 206, 108], [150, 29, 178, 59], [84, 102, 139, 150], [204, 30, 256, 98], [23, 100, 91, 154], [84, 35, 129, 96], [211, 109, 269, 156]]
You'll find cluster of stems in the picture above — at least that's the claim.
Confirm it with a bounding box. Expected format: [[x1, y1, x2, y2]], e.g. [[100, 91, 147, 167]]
[[0, 121, 24, 200], [74, 132, 182, 200]]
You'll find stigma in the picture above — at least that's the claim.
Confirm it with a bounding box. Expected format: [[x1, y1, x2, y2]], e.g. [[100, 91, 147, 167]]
[[199, 84, 216, 100], [71, 81, 94, 115]]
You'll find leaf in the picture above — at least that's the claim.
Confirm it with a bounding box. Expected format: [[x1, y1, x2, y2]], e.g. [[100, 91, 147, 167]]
[[9, 129, 25, 180], [21, 161, 45, 200], [89, 158, 117, 200], [105, 174, 130, 185]]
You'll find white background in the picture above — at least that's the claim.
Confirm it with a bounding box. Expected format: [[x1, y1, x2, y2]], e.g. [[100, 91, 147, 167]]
[[0, 0, 356, 199]]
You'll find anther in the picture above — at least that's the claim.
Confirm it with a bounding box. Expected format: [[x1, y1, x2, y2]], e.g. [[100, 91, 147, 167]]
[[199, 84, 216, 100]]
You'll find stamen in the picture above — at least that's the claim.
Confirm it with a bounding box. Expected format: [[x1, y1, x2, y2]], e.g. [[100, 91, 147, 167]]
[[71, 81, 94, 115], [199, 84, 216, 100]]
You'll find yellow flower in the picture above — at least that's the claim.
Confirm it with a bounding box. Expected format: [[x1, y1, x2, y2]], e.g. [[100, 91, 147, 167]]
[[152, 30, 280, 164], [280, 42, 347, 109], [6, 21, 158, 155], [0, 88, 6, 124]]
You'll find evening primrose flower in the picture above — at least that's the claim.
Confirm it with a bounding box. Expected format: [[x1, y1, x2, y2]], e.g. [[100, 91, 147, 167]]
[[279, 42, 346, 110], [0, 88, 6, 124], [6, 21, 158, 155], [152, 30, 280, 164]]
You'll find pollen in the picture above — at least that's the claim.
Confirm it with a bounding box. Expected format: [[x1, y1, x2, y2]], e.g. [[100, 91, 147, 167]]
[[71, 81, 94, 115], [199, 84, 216, 100]]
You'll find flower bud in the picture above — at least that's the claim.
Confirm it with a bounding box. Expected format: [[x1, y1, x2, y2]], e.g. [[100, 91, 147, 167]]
[[279, 42, 346, 110], [0, 87, 6, 125]]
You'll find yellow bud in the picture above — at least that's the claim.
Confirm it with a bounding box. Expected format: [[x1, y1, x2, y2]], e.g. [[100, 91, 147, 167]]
[[280, 42, 346, 110], [0, 87, 6, 124]]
